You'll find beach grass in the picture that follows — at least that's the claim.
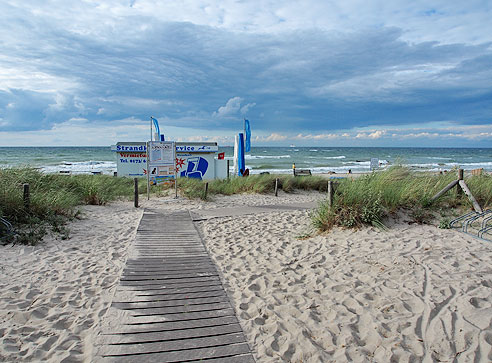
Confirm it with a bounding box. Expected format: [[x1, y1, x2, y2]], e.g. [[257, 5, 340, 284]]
[[177, 174, 329, 199], [2, 166, 490, 244], [0, 168, 144, 244], [312, 166, 492, 231]]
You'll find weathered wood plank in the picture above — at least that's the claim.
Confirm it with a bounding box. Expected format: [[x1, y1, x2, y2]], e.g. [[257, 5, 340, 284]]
[[123, 308, 236, 324], [132, 285, 225, 296], [120, 276, 220, 286], [97, 323, 243, 345], [121, 272, 218, 281], [127, 258, 212, 263], [103, 316, 239, 335], [129, 302, 232, 316], [117, 281, 223, 291], [96, 343, 253, 363], [123, 267, 217, 274], [114, 290, 227, 303], [113, 296, 229, 310], [97, 333, 247, 357]]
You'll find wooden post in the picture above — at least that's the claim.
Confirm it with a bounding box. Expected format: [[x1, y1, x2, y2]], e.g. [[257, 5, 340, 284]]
[[457, 169, 464, 197], [431, 180, 459, 202], [23, 183, 30, 211], [134, 178, 138, 208], [327, 180, 333, 207], [458, 180, 483, 213], [204, 182, 209, 199], [275, 178, 278, 197], [227, 160, 230, 180]]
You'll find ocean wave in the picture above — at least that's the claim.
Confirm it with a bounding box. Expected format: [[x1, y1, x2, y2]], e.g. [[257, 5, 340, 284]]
[[42, 161, 116, 174], [308, 155, 346, 160], [249, 164, 375, 174], [343, 161, 370, 166], [245, 155, 291, 160]]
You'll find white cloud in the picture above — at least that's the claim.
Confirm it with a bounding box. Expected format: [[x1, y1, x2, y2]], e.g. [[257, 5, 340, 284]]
[[355, 131, 387, 139], [213, 97, 250, 118], [1, 0, 491, 147], [240, 102, 256, 115]]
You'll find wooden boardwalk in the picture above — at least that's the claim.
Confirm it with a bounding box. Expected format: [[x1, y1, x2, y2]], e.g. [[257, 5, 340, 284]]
[[94, 209, 255, 363]]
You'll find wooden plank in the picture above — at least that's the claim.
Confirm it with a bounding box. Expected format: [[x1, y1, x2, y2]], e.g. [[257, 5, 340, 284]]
[[125, 263, 214, 269], [125, 308, 236, 324], [106, 316, 239, 334], [118, 281, 223, 291], [126, 258, 212, 264], [187, 355, 255, 363], [129, 302, 232, 316], [120, 276, 220, 286], [123, 266, 217, 273], [133, 285, 225, 296], [113, 296, 229, 310], [97, 333, 247, 356], [97, 323, 243, 345], [97, 343, 253, 363], [121, 272, 218, 281], [114, 291, 227, 303]]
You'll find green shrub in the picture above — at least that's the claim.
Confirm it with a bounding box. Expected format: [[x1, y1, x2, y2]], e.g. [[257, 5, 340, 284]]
[[439, 218, 451, 229]]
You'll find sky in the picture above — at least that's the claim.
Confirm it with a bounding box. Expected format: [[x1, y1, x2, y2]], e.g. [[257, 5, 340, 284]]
[[0, 0, 491, 147]]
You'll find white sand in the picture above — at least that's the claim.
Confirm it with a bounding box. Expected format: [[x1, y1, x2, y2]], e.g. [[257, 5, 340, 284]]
[[1, 191, 492, 362], [197, 204, 492, 362]]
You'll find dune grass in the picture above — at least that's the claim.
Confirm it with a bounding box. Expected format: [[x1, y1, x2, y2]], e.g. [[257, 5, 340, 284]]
[[2, 166, 490, 244], [177, 173, 329, 199], [0, 168, 143, 245], [312, 166, 492, 231]]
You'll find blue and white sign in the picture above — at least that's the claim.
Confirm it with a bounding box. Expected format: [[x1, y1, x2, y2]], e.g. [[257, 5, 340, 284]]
[[112, 141, 221, 179], [176, 144, 218, 153]]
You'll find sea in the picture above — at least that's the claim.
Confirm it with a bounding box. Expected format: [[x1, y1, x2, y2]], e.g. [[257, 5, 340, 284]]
[[1, 146, 491, 175]]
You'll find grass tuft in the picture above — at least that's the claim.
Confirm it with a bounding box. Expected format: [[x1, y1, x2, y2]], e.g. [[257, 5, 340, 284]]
[[0, 168, 139, 245], [311, 166, 492, 232]]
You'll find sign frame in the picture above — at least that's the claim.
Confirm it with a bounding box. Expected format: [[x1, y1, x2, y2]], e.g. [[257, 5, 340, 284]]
[[146, 141, 177, 199]]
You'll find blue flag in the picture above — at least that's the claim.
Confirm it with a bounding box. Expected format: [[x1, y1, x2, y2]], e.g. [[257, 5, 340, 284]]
[[150, 117, 160, 136], [244, 119, 251, 152]]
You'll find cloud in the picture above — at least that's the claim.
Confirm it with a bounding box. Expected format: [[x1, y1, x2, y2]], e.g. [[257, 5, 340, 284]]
[[356, 130, 387, 139], [213, 97, 243, 118], [0, 1, 491, 147]]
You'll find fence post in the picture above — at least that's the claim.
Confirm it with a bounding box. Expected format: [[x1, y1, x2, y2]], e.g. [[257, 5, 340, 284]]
[[23, 183, 30, 211], [227, 160, 230, 180], [275, 178, 279, 197], [204, 182, 209, 199], [457, 169, 464, 197], [134, 178, 139, 208], [327, 180, 333, 207]]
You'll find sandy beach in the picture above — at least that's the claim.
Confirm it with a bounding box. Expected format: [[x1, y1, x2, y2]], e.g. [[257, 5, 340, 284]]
[[1, 191, 492, 362]]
